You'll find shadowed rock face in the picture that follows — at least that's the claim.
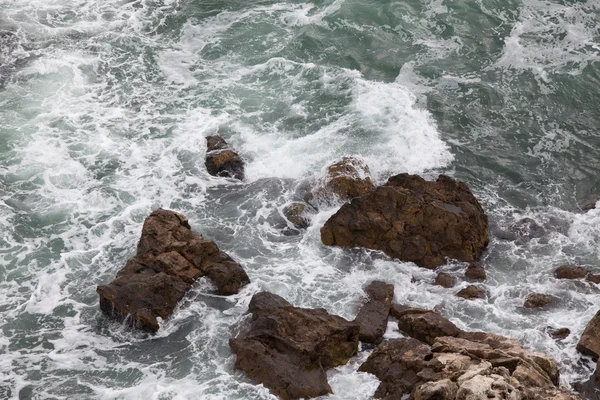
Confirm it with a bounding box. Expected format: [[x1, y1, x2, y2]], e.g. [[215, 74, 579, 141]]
[[354, 281, 394, 344], [321, 174, 488, 269], [97, 209, 250, 332], [205, 135, 245, 180], [229, 292, 359, 400], [577, 310, 600, 360]]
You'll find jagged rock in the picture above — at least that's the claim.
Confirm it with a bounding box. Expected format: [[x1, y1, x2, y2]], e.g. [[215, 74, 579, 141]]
[[282, 202, 314, 229], [414, 379, 458, 400], [321, 174, 488, 269], [456, 285, 486, 300], [205, 135, 244, 180], [390, 304, 431, 319], [577, 310, 600, 360], [586, 273, 600, 284], [549, 328, 570, 340], [524, 293, 554, 309], [435, 272, 456, 288], [465, 262, 486, 281], [230, 292, 359, 400], [97, 209, 250, 332], [354, 281, 394, 344], [397, 311, 462, 345], [554, 265, 588, 280], [306, 157, 375, 207]]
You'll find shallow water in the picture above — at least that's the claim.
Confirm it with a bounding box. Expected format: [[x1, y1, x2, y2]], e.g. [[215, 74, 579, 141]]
[[0, 0, 599, 398]]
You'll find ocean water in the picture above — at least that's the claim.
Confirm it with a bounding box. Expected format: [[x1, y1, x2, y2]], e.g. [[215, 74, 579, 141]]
[[0, 0, 599, 398]]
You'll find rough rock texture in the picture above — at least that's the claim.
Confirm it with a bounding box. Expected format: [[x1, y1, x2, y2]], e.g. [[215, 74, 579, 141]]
[[282, 202, 314, 230], [306, 157, 375, 207], [554, 265, 588, 280], [390, 304, 432, 320], [321, 174, 488, 269], [359, 331, 578, 400], [97, 209, 250, 332], [205, 135, 245, 180], [586, 273, 600, 284], [397, 310, 462, 345], [465, 262, 486, 281], [435, 272, 456, 288], [524, 293, 554, 309], [456, 285, 486, 300], [229, 292, 359, 400], [354, 281, 394, 344], [577, 310, 600, 360], [549, 328, 570, 340]]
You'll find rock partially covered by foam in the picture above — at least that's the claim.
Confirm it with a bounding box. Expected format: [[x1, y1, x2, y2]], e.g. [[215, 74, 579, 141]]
[[306, 157, 375, 207], [96, 209, 250, 332], [229, 292, 359, 400], [321, 174, 489, 269], [205, 135, 245, 180]]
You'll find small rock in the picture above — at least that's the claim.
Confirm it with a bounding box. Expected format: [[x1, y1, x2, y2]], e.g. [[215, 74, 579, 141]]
[[354, 281, 394, 344], [435, 272, 455, 288], [465, 262, 486, 281], [586, 273, 600, 284], [205, 135, 245, 180], [577, 310, 600, 360], [549, 328, 570, 340], [524, 293, 553, 309], [282, 202, 314, 230], [456, 285, 486, 300], [554, 265, 588, 280]]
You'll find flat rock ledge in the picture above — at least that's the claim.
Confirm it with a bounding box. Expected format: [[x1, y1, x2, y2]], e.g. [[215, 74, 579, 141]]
[[97, 209, 250, 332], [321, 173, 489, 269], [229, 292, 359, 400]]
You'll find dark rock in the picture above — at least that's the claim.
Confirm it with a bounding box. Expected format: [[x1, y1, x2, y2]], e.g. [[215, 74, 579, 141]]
[[456, 285, 486, 300], [230, 292, 359, 400], [97, 209, 250, 332], [389, 304, 431, 320], [354, 281, 394, 344], [581, 198, 599, 212], [554, 265, 588, 280], [282, 202, 314, 229], [587, 274, 600, 284], [205, 135, 244, 180], [577, 310, 600, 360], [549, 328, 570, 340], [524, 293, 553, 309], [321, 174, 489, 269], [434, 272, 455, 288], [306, 157, 375, 207], [397, 311, 462, 345], [464, 262, 486, 281]]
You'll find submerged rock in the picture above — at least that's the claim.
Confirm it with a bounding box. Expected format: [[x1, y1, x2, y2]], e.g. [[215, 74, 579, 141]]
[[577, 310, 600, 360], [435, 272, 456, 288], [306, 156, 375, 207], [464, 262, 486, 281], [456, 285, 486, 300], [524, 293, 554, 309], [205, 135, 245, 180], [354, 281, 394, 344], [320, 174, 488, 269], [96, 209, 250, 332], [554, 265, 588, 280], [229, 292, 359, 400], [549, 328, 571, 340], [282, 202, 314, 230]]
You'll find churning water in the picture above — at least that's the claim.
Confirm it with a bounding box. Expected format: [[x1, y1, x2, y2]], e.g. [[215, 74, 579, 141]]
[[0, 0, 599, 398]]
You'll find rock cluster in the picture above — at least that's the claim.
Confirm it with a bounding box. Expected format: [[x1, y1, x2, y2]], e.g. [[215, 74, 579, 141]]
[[321, 173, 489, 269], [205, 135, 245, 180], [97, 209, 250, 332]]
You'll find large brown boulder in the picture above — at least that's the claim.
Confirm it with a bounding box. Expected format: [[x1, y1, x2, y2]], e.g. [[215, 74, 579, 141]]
[[306, 157, 375, 207], [205, 135, 244, 180], [577, 310, 600, 360], [229, 292, 359, 400], [354, 281, 394, 344], [97, 209, 250, 332], [396, 310, 462, 345], [554, 265, 588, 280], [321, 174, 488, 269]]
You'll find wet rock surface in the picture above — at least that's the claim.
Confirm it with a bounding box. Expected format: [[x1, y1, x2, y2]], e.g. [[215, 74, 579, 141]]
[[465, 262, 486, 281], [554, 265, 588, 280], [205, 135, 245, 180], [96, 209, 250, 332], [354, 281, 394, 344], [524, 293, 554, 309], [321, 174, 489, 269], [456, 285, 486, 300], [396, 309, 462, 345], [577, 310, 600, 360], [282, 202, 314, 230], [549, 328, 571, 340], [435, 272, 456, 288], [229, 292, 359, 400]]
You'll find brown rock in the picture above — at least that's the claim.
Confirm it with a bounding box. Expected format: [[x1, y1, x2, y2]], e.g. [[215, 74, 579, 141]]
[[307, 157, 375, 207], [465, 262, 486, 281], [354, 281, 394, 344], [389, 304, 431, 319], [577, 310, 600, 360], [456, 285, 486, 300], [414, 379, 458, 400], [397, 311, 462, 345], [549, 328, 570, 340], [435, 272, 455, 288], [554, 265, 588, 280], [524, 293, 553, 309], [97, 209, 250, 332], [282, 202, 314, 230], [230, 292, 359, 400], [320, 174, 489, 269], [205, 135, 244, 180], [586, 273, 600, 284]]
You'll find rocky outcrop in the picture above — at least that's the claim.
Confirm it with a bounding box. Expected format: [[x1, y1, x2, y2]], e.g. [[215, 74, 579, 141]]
[[396, 308, 462, 345], [465, 262, 486, 281], [205, 135, 245, 180], [554, 265, 588, 280], [282, 202, 314, 230], [524, 293, 554, 309], [359, 331, 578, 400], [435, 272, 455, 288], [354, 281, 394, 344], [456, 285, 486, 300], [577, 310, 600, 360], [306, 157, 375, 207], [321, 174, 488, 269], [97, 209, 250, 332], [229, 292, 359, 400]]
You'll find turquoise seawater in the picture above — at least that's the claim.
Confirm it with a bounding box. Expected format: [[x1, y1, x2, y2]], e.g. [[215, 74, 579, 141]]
[[0, 0, 599, 398]]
